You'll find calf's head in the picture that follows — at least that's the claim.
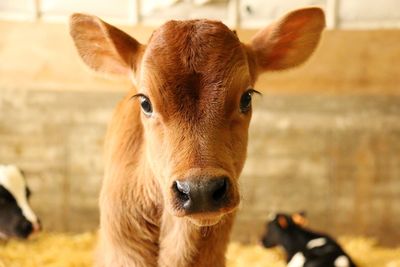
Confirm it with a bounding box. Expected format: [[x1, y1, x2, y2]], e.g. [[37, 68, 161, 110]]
[[70, 8, 324, 226], [262, 212, 308, 248], [0, 165, 41, 239]]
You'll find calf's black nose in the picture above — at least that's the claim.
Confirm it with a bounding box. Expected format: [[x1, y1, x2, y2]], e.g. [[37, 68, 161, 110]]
[[16, 219, 33, 239], [173, 176, 230, 214]]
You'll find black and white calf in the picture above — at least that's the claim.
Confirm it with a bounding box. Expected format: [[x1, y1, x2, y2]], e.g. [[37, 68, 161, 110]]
[[261, 212, 356, 267], [0, 165, 41, 239]]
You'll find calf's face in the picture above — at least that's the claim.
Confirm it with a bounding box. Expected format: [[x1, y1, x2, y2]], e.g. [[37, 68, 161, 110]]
[[138, 21, 253, 225], [262, 214, 288, 247], [0, 165, 40, 239], [70, 8, 324, 226]]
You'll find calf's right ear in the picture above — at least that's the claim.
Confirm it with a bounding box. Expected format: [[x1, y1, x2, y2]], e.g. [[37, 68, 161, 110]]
[[69, 13, 144, 78], [292, 212, 308, 227]]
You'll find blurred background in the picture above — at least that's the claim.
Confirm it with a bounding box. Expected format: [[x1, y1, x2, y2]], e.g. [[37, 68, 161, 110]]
[[0, 0, 399, 247]]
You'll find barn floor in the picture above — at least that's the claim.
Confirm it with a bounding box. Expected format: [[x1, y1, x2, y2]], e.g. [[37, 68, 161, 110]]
[[0, 233, 399, 267]]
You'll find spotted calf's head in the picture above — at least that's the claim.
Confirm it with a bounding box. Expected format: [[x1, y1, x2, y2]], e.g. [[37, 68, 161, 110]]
[[70, 8, 325, 226], [261, 212, 308, 248], [0, 165, 41, 239]]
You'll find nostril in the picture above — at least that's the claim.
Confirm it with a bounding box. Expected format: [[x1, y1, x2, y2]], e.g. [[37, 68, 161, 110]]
[[212, 178, 228, 202], [173, 181, 190, 202]]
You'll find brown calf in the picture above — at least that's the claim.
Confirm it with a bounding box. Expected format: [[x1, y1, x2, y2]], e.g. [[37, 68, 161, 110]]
[[69, 8, 325, 267]]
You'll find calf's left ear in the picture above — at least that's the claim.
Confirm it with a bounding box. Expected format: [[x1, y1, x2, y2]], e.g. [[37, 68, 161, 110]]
[[247, 7, 325, 75]]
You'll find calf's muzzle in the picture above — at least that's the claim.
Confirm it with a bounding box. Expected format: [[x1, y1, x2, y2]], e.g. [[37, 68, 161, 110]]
[[172, 176, 230, 214]]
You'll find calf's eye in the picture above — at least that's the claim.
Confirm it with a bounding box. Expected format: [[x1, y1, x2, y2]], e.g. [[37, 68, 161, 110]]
[[240, 89, 260, 113], [139, 96, 153, 116], [131, 93, 153, 117]]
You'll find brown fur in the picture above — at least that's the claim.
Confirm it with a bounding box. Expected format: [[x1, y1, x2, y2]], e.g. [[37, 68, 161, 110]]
[[69, 8, 325, 267]]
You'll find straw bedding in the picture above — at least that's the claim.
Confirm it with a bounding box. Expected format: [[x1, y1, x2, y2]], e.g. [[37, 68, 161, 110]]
[[0, 233, 399, 267]]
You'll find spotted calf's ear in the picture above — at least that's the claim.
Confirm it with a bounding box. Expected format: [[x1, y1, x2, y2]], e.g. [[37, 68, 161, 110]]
[[292, 212, 308, 227], [277, 215, 289, 229], [69, 13, 145, 80], [298, 210, 307, 217], [246, 7, 325, 78]]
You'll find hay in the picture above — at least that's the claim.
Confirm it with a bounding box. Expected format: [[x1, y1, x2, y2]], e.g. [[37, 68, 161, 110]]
[[338, 236, 400, 267], [0, 233, 399, 267], [0, 233, 94, 267]]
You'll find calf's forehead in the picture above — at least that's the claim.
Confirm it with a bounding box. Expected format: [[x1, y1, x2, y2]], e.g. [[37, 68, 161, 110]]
[[142, 20, 249, 89], [139, 20, 251, 120]]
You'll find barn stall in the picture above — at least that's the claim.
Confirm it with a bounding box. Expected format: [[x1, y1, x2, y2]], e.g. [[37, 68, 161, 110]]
[[0, 0, 399, 266]]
